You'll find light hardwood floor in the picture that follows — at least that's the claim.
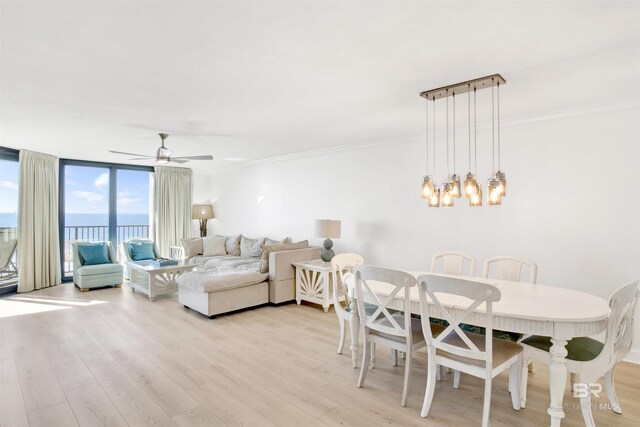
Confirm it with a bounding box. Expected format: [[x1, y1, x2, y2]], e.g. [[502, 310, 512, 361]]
[[1, 282, 638, 427]]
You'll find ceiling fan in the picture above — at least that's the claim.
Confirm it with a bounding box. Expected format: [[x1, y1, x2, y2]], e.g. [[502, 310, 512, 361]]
[[109, 133, 213, 164]]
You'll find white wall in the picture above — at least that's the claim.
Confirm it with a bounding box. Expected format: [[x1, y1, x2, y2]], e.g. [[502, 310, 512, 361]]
[[194, 105, 640, 360]]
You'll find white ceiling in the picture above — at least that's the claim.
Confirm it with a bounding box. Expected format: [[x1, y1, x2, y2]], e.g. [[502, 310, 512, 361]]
[[1, 1, 639, 172]]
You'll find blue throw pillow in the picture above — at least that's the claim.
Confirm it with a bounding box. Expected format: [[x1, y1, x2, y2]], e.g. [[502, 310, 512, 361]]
[[129, 241, 156, 261], [78, 243, 110, 266]]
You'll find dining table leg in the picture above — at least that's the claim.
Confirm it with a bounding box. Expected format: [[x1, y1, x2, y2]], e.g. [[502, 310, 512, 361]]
[[349, 298, 360, 368], [548, 336, 569, 427]]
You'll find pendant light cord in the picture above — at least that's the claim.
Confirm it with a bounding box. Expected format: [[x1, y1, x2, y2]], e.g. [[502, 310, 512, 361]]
[[497, 81, 501, 171], [474, 86, 477, 174], [491, 78, 495, 173], [467, 84, 471, 171], [425, 97, 429, 174], [446, 90, 450, 176], [433, 96, 436, 176], [452, 92, 456, 174]]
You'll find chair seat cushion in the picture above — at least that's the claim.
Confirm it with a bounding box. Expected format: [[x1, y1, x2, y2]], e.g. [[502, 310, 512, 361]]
[[345, 302, 379, 315], [77, 263, 122, 276], [369, 313, 445, 344], [521, 335, 604, 362], [437, 329, 523, 367]]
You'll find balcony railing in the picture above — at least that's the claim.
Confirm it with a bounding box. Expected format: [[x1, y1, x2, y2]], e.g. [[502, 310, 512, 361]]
[[63, 224, 150, 276]]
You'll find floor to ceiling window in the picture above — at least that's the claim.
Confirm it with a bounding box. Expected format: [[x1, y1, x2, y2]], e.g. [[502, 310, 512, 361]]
[[60, 160, 153, 280], [0, 147, 19, 292]]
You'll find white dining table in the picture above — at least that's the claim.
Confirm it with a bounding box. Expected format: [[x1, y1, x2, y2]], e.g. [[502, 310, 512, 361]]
[[346, 271, 610, 427]]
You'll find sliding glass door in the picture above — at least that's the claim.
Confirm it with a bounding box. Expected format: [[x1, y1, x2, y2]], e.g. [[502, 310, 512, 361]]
[[0, 147, 19, 291], [60, 160, 153, 280]]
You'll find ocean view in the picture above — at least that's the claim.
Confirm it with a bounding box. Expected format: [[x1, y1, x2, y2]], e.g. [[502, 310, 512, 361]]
[[0, 213, 150, 228]]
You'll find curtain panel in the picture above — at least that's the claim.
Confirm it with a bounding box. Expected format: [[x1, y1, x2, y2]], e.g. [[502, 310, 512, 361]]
[[154, 166, 192, 257], [17, 150, 61, 292]]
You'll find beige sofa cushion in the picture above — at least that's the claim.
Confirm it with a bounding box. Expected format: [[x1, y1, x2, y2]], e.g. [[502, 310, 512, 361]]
[[177, 270, 268, 293], [182, 238, 203, 257], [218, 235, 241, 256], [265, 237, 292, 246], [260, 240, 309, 273], [203, 236, 226, 257], [241, 236, 265, 258]]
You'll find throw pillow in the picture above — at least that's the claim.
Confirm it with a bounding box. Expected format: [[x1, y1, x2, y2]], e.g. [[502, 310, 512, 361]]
[[182, 238, 203, 257], [240, 236, 265, 258], [78, 243, 110, 266], [203, 236, 227, 257], [218, 235, 241, 256], [129, 241, 156, 261], [284, 240, 309, 250], [259, 244, 286, 273], [265, 237, 292, 246]]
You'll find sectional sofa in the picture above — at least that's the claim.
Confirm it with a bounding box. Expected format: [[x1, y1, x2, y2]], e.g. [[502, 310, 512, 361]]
[[174, 235, 321, 318]]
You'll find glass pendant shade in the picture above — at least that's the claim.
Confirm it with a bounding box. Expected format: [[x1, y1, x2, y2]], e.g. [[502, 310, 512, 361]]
[[441, 183, 454, 207], [428, 187, 440, 207], [495, 171, 506, 196], [421, 176, 434, 199], [463, 172, 478, 198], [469, 184, 482, 206], [488, 178, 502, 205], [449, 174, 461, 198]]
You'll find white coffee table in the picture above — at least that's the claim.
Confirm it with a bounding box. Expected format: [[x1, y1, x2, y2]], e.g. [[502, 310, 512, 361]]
[[126, 260, 195, 301]]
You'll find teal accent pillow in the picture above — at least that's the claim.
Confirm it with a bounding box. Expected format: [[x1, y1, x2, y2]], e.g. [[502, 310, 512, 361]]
[[78, 243, 110, 266], [129, 241, 156, 261]]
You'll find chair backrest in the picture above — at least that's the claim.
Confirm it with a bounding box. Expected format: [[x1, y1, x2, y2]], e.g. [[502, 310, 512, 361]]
[[331, 253, 364, 311], [483, 256, 537, 284], [417, 273, 501, 367], [121, 238, 161, 262], [353, 265, 416, 339], [599, 280, 640, 366], [0, 238, 18, 270], [431, 251, 477, 276]]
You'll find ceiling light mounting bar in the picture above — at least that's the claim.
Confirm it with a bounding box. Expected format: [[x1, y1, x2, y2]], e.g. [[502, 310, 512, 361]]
[[420, 74, 506, 101]]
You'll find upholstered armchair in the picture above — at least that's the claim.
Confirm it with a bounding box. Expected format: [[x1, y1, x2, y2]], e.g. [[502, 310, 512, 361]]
[[120, 238, 161, 279], [71, 241, 123, 291]]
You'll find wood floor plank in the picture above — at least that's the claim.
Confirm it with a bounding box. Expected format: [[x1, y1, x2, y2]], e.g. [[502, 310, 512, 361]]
[[172, 405, 228, 427], [27, 402, 78, 427], [13, 344, 67, 412], [0, 358, 29, 427], [63, 379, 128, 427]]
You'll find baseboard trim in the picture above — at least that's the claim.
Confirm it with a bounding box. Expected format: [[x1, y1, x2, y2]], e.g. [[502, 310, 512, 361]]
[[623, 349, 640, 364]]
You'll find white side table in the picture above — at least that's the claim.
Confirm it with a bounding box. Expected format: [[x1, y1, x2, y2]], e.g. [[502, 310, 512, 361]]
[[126, 260, 195, 301], [293, 259, 338, 312]]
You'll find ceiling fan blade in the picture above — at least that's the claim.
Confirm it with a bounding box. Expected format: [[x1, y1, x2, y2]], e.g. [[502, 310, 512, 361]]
[[170, 159, 189, 164], [170, 155, 214, 160], [109, 150, 154, 158], [128, 157, 153, 160]]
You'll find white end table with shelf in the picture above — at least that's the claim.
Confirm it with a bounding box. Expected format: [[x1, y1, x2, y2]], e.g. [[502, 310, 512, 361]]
[[293, 259, 339, 312], [126, 260, 195, 301]]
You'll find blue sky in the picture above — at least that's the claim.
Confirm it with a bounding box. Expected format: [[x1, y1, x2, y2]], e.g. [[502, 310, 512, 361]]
[[0, 162, 151, 215], [65, 166, 151, 214]]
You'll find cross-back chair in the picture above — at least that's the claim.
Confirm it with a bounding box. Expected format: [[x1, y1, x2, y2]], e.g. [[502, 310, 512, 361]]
[[431, 251, 477, 276], [483, 256, 538, 284], [417, 274, 523, 427]]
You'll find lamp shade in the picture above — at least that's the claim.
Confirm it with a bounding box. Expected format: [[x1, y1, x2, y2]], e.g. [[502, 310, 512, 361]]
[[192, 204, 214, 220], [314, 219, 341, 239]]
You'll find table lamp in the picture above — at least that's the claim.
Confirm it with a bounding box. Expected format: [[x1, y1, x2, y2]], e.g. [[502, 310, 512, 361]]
[[192, 204, 214, 237], [314, 219, 341, 262]]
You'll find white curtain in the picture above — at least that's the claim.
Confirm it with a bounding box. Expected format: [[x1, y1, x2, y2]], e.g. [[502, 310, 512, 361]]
[[17, 150, 61, 292], [154, 166, 192, 257]]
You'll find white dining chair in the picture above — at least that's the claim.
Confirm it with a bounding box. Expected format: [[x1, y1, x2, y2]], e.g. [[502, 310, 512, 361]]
[[417, 274, 523, 427], [520, 280, 639, 426], [431, 251, 477, 276], [354, 265, 440, 406], [483, 256, 537, 284], [331, 253, 365, 359]]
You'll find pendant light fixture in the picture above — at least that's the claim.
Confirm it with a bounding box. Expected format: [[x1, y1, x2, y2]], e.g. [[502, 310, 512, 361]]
[[464, 85, 479, 199], [421, 94, 435, 199], [441, 90, 454, 207], [419, 74, 507, 208], [487, 78, 502, 205]]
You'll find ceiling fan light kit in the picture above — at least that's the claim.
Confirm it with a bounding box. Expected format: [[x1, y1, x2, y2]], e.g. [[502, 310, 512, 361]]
[[109, 133, 214, 164], [420, 74, 508, 208]]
